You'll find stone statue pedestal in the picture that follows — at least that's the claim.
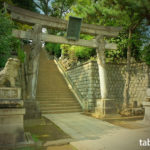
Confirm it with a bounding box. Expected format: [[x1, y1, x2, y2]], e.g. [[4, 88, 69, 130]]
[[0, 108, 25, 146], [0, 87, 34, 148], [143, 101, 150, 124]]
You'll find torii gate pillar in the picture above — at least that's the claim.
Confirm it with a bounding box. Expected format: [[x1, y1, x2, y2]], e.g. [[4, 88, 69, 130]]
[[24, 24, 42, 119], [95, 35, 117, 118]]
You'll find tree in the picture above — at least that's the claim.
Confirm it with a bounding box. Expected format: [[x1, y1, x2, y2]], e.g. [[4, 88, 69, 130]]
[[33, 0, 76, 59], [70, 0, 150, 109], [0, 10, 13, 67], [34, 0, 75, 17], [12, 0, 37, 12], [0, 0, 37, 12], [0, 10, 25, 67], [0, 0, 13, 9]]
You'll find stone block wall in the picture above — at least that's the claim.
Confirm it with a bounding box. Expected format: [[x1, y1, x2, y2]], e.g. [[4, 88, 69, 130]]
[[67, 61, 100, 110], [67, 61, 149, 111], [106, 63, 149, 108], [129, 63, 149, 105]]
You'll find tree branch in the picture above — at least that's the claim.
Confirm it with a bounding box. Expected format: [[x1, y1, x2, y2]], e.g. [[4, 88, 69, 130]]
[[131, 17, 143, 31], [34, 1, 42, 10]]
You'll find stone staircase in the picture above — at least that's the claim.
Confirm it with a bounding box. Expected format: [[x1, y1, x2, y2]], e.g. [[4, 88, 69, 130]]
[[36, 50, 82, 114]]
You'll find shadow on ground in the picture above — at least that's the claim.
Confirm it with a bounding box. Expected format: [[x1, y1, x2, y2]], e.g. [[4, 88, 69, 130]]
[[16, 117, 76, 150], [24, 117, 70, 142]]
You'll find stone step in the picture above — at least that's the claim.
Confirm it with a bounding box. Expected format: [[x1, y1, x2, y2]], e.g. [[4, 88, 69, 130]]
[[37, 83, 69, 85], [37, 87, 71, 93], [37, 97, 75, 100], [37, 89, 72, 91], [37, 92, 73, 94], [40, 106, 81, 111], [37, 97, 75, 99], [38, 101, 78, 104], [40, 103, 80, 107], [36, 93, 73, 96], [41, 109, 82, 114], [37, 96, 74, 99], [37, 96, 73, 99], [37, 87, 70, 90], [37, 88, 71, 93], [38, 101, 79, 105]]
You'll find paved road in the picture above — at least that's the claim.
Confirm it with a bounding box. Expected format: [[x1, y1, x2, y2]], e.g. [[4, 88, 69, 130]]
[[43, 113, 150, 150]]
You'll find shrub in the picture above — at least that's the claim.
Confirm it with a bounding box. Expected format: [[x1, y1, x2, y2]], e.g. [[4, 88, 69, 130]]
[[0, 10, 25, 67], [141, 44, 150, 65], [45, 43, 61, 57], [75, 46, 96, 60], [60, 44, 96, 61], [0, 10, 14, 67]]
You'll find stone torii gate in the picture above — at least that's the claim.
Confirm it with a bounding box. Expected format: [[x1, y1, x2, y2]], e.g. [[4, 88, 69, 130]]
[[5, 3, 122, 117]]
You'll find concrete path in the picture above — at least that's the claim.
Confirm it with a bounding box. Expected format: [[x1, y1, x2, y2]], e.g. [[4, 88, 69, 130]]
[[71, 125, 150, 150], [44, 113, 150, 150], [43, 113, 120, 140]]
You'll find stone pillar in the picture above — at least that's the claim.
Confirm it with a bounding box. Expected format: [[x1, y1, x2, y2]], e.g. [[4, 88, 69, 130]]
[[87, 62, 95, 111], [95, 35, 116, 117], [143, 88, 150, 124], [27, 24, 42, 100], [96, 36, 108, 99], [25, 24, 42, 119], [143, 101, 150, 123]]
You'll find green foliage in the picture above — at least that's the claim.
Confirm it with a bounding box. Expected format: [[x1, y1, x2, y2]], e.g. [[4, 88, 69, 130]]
[[45, 43, 61, 57], [0, 0, 13, 9], [12, 0, 37, 12], [0, 10, 13, 67], [74, 46, 95, 60], [141, 44, 150, 65], [12, 38, 26, 63], [0, 10, 25, 67], [34, 0, 75, 18], [61, 44, 96, 60], [0, 0, 37, 12], [61, 44, 70, 57], [60, 33, 95, 61], [51, 0, 75, 18], [69, 0, 150, 63], [15, 22, 32, 31]]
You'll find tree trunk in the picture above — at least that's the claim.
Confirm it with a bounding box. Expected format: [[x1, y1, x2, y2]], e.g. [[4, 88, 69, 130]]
[[123, 28, 132, 109]]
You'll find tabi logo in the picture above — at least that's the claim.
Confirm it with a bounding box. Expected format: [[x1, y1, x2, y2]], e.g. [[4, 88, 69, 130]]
[[139, 138, 150, 146]]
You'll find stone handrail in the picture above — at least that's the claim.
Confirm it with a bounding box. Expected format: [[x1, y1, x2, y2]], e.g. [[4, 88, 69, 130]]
[[54, 57, 85, 110]]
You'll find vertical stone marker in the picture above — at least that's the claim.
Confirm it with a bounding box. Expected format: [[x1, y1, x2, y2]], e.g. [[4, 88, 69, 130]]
[[143, 88, 150, 124], [0, 87, 26, 148]]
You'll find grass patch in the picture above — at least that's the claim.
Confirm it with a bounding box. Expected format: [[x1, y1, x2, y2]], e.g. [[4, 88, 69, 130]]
[[24, 117, 70, 143]]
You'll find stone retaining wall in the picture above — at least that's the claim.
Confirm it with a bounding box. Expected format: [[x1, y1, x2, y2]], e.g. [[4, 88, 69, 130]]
[[67, 61, 100, 110], [67, 61, 149, 111], [106, 63, 149, 108]]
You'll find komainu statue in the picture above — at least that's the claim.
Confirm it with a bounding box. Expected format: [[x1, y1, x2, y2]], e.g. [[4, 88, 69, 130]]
[[0, 58, 20, 87]]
